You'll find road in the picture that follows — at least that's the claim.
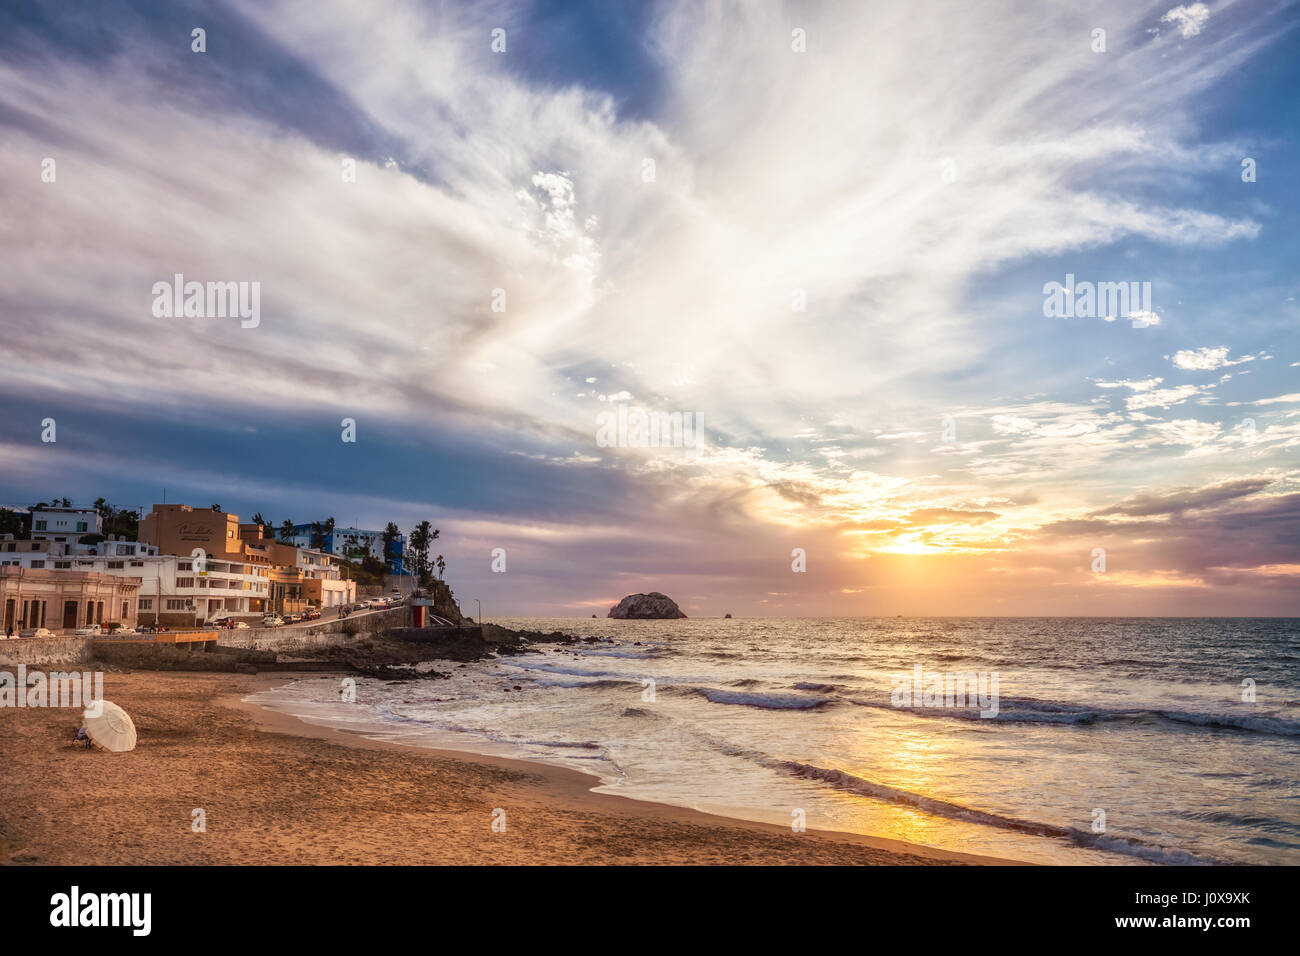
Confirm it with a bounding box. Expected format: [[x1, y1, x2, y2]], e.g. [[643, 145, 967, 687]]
[[276, 601, 405, 629]]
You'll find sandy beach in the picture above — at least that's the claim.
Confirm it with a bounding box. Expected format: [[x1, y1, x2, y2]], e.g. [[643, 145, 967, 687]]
[[0, 670, 1017, 865]]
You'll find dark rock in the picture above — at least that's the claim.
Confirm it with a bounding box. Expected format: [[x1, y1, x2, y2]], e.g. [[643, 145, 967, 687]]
[[607, 592, 687, 619]]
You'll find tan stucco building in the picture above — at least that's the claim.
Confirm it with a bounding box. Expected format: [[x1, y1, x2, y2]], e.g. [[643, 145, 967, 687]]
[[1, 566, 141, 634], [140, 504, 244, 560]]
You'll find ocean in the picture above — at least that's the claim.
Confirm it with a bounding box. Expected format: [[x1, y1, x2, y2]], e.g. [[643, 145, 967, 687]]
[[247, 617, 1300, 865]]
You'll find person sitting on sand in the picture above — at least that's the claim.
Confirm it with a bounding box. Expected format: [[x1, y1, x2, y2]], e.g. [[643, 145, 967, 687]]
[[74, 724, 90, 748]]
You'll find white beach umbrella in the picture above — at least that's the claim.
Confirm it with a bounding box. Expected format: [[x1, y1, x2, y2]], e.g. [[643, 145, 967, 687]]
[[82, 700, 137, 753]]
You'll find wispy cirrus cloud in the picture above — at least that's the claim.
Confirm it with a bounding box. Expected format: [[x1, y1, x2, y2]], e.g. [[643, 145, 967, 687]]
[[0, 0, 1296, 614]]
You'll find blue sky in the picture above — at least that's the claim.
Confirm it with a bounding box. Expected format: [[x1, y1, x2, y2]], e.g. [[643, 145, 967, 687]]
[[1, 0, 1297, 615]]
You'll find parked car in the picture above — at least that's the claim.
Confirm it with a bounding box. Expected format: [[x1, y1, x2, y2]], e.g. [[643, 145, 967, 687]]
[[304, 609, 321, 621], [262, 615, 284, 627], [352, 603, 368, 612], [17, 627, 55, 639], [74, 624, 102, 636]]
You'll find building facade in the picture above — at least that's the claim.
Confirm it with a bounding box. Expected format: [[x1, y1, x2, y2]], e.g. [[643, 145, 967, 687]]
[[241, 527, 355, 611], [286, 523, 405, 573], [140, 504, 243, 560], [0, 504, 359, 628], [0, 566, 141, 634], [30, 505, 102, 543], [0, 538, 268, 627]]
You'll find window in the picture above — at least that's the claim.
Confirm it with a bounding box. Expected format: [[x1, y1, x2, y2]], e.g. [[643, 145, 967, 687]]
[[108, 561, 124, 569], [30, 560, 45, 569], [139, 599, 153, 610], [177, 577, 195, 588], [130, 561, 143, 567], [166, 599, 188, 611], [122, 601, 129, 618], [54, 561, 71, 569], [34, 520, 46, 530], [76, 522, 87, 532]]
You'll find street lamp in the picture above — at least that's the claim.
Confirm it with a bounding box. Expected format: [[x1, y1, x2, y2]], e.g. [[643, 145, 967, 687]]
[[473, 598, 482, 625]]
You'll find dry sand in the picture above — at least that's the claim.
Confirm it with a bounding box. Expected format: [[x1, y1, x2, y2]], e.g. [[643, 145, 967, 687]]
[[0, 670, 1020, 865]]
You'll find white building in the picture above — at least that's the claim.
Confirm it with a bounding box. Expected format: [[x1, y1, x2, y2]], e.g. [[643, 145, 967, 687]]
[[0, 536, 268, 625], [1, 533, 158, 564], [30, 505, 102, 543], [131, 554, 270, 625]]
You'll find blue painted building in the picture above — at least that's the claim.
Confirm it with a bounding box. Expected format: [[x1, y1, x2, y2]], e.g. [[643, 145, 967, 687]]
[[287, 523, 405, 574]]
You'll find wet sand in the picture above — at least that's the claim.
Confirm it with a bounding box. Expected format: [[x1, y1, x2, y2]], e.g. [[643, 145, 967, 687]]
[[0, 670, 1021, 865]]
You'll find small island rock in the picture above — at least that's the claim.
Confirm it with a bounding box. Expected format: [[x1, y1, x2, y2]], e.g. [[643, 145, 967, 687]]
[[607, 592, 687, 619]]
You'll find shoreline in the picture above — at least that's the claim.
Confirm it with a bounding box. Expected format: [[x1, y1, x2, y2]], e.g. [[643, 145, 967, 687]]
[[0, 669, 1024, 865], [230, 676, 1024, 865]]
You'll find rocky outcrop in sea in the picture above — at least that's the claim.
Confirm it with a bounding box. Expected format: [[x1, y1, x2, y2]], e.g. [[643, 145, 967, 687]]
[[607, 592, 687, 619]]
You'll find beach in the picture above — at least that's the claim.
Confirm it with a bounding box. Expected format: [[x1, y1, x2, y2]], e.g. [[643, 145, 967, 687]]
[[245, 617, 1299, 865], [0, 670, 1010, 866]]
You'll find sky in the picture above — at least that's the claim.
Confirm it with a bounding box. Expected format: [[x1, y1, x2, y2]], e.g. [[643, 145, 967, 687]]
[[0, 0, 1297, 617]]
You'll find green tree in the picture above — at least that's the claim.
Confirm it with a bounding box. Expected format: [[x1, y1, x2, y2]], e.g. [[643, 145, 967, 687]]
[[408, 521, 440, 588], [0, 508, 23, 537], [279, 519, 294, 541]]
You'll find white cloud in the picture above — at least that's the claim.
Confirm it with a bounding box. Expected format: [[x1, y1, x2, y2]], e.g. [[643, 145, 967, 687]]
[[1161, 4, 1212, 39], [1124, 385, 1210, 411], [1147, 419, 1221, 445], [1171, 346, 1257, 370], [0, 0, 1291, 572]]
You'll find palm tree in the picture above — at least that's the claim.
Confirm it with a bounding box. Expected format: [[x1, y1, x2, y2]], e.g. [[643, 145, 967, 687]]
[[279, 519, 294, 542], [382, 522, 401, 569]]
